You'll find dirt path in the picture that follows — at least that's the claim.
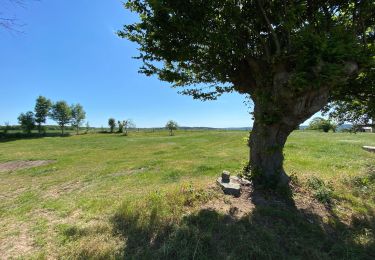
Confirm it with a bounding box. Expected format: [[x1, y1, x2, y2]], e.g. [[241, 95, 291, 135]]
[[0, 160, 55, 172]]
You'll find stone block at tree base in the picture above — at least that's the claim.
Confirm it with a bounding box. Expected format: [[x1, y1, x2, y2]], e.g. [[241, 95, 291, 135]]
[[217, 177, 241, 197], [363, 146, 375, 153]]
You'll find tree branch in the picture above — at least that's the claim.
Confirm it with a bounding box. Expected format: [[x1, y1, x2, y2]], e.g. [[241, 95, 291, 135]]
[[256, 0, 281, 56], [0, 0, 38, 32]]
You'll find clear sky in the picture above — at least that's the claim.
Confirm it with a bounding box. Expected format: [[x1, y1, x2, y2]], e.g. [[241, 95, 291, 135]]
[[0, 0, 317, 128]]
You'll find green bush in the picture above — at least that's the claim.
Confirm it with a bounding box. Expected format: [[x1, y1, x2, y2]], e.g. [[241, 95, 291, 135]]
[[3, 122, 10, 134], [307, 177, 334, 204], [307, 117, 337, 132], [351, 168, 375, 197], [18, 111, 36, 134]]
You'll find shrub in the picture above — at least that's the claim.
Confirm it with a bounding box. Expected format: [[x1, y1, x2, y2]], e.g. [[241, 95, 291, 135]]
[[3, 122, 10, 134], [123, 119, 136, 136], [307, 177, 334, 204], [117, 121, 123, 133], [108, 118, 116, 133], [350, 167, 375, 197], [18, 111, 35, 134], [307, 117, 337, 132]]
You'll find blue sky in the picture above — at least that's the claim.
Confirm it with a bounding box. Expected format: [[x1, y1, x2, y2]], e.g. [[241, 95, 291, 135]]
[[0, 0, 317, 128]]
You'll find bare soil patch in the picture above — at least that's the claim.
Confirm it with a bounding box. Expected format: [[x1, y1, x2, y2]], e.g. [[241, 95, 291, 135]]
[[202, 183, 330, 220], [44, 181, 85, 199], [0, 223, 35, 259], [0, 160, 55, 172], [202, 185, 255, 219], [109, 167, 149, 177]]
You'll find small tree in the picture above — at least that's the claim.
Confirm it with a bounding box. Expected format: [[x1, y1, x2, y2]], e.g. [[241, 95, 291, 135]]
[[50, 101, 72, 135], [307, 117, 336, 133], [71, 103, 86, 134], [3, 122, 10, 134], [85, 122, 90, 134], [18, 111, 35, 134], [118, 120, 124, 133], [123, 119, 135, 136], [34, 96, 52, 134], [108, 118, 116, 133], [165, 120, 178, 136]]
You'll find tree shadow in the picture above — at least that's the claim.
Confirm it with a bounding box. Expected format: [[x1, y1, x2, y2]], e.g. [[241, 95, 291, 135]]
[[111, 185, 375, 259], [0, 132, 71, 142]]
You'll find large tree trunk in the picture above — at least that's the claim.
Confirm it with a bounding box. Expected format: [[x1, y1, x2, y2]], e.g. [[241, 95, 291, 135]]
[[249, 119, 295, 188], [247, 86, 330, 189], [232, 59, 358, 189], [249, 100, 298, 188]]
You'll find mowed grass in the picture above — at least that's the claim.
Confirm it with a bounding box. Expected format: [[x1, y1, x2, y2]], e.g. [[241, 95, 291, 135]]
[[0, 130, 374, 259]]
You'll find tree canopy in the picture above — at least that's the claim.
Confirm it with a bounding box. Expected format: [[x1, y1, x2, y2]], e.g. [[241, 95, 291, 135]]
[[123, 119, 136, 136], [165, 120, 178, 135], [120, 0, 373, 99], [18, 111, 35, 134], [71, 104, 86, 134], [108, 118, 116, 133], [307, 117, 336, 133], [50, 101, 72, 135], [324, 69, 375, 130], [34, 96, 52, 134]]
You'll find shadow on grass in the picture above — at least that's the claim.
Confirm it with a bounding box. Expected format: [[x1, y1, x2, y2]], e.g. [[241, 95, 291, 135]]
[[0, 132, 70, 142], [111, 188, 375, 259]]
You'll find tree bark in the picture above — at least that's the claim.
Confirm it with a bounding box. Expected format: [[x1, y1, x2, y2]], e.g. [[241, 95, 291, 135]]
[[248, 86, 330, 188], [249, 118, 295, 188]]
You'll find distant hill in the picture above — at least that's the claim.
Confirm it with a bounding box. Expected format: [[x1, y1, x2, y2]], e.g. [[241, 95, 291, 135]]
[[179, 126, 252, 131], [299, 124, 352, 131]]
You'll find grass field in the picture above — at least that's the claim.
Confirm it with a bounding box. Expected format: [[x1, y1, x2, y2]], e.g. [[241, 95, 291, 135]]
[[0, 130, 374, 259]]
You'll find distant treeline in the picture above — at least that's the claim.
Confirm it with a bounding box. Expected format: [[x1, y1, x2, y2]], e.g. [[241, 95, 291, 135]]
[[3, 96, 87, 136], [0, 125, 252, 132], [0, 125, 78, 131]]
